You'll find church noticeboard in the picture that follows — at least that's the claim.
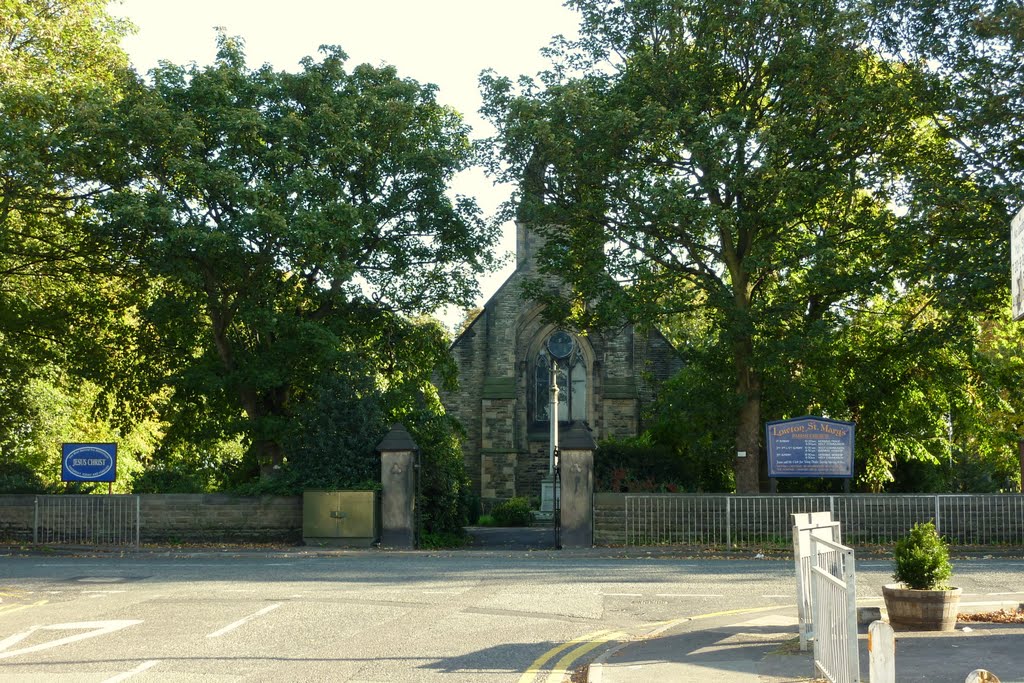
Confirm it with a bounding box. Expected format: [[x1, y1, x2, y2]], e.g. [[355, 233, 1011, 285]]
[[766, 417, 855, 478]]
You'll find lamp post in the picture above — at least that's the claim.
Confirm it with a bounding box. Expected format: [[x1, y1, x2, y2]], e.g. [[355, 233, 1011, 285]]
[[541, 331, 575, 516], [549, 362, 559, 477]]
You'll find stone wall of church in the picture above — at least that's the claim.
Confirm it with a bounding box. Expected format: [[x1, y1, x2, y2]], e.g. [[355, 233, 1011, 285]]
[[439, 223, 682, 507]]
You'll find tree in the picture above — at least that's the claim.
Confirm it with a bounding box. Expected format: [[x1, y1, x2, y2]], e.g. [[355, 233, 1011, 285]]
[[0, 0, 136, 480], [871, 0, 1024, 195], [481, 0, 1008, 491], [94, 35, 498, 477]]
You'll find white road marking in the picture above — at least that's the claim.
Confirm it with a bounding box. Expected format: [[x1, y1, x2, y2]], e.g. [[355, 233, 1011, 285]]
[[656, 593, 724, 598], [762, 595, 790, 598], [0, 620, 142, 659], [600, 593, 642, 597], [101, 660, 160, 682], [207, 604, 281, 638]]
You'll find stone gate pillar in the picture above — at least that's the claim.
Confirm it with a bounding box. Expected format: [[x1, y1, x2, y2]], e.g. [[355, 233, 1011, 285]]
[[376, 423, 418, 549], [559, 422, 596, 549]]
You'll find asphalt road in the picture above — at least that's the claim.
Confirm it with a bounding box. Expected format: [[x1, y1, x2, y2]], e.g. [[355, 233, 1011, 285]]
[[0, 548, 1021, 682]]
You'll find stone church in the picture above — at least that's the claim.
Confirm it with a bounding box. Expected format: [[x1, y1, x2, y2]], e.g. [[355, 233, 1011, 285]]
[[439, 219, 680, 507]]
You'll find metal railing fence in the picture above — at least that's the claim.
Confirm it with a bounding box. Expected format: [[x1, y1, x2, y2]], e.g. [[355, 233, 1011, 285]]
[[809, 534, 860, 683], [623, 493, 1024, 546], [34, 495, 140, 547]]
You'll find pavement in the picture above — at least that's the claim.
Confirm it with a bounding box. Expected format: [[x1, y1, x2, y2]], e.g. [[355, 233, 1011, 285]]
[[588, 604, 1024, 683]]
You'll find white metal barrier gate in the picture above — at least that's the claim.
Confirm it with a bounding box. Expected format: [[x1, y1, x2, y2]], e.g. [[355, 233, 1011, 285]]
[[793, 511, 841, 652], [34, 495, 141, 547], [810, 534, 860, 683]]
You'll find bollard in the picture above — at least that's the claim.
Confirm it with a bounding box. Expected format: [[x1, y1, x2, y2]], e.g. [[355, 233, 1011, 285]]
[[965, 670, 1001, 683], [868, 620, 896, 683]]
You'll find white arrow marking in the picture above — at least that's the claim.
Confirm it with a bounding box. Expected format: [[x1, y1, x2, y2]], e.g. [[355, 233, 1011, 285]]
[[0, 620, 142, 659]]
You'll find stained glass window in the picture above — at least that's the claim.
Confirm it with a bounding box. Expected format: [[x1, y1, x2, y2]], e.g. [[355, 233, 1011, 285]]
[[535, 332, 586, 423]]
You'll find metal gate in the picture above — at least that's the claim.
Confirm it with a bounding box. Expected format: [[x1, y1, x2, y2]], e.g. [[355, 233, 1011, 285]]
[[34, 495, 140, 548]]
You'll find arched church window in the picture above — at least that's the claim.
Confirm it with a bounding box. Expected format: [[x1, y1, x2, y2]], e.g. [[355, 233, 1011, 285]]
[[534, 331, 587, 423]]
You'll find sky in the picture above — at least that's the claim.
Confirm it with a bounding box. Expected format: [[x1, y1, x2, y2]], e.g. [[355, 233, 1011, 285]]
[[110, 0, 582, 328]]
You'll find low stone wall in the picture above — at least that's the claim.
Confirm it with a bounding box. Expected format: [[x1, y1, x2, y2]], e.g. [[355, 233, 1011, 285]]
[[140, 494, 301, 543], [0, 494, 35, 541], [594, 492, 627, 546], [0, 494, 302, 544]]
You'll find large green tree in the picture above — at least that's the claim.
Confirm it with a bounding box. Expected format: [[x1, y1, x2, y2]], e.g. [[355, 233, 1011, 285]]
[[482, 0, 1008, 491], [94, 36, 498, 477]]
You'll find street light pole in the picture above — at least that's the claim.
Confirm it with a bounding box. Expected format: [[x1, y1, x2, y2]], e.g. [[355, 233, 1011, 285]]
[[549, 361, 559, 477]]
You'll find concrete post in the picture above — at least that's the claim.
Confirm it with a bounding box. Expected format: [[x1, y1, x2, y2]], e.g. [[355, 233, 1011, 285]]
[[376, 424, 418, 549], [869, 620, 896, 683], [559, 422, 595, 549]]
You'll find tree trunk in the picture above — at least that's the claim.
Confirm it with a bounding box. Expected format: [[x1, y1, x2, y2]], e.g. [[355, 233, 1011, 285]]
[[733, 335, 762, 494], [238, 386, 288, 478], [254, 439, 286, 479]]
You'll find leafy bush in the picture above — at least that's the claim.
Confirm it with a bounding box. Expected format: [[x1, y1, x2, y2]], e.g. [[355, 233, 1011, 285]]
[[491, 497, 533, 527], [463, 490, 482, 525], [285, 373, 389, 491], [131, 466, 208, 493], [595, 435, 729, 492], [893, 521, 953, 590], [0, 460, 51, 493], [419, 530, 469, 549]]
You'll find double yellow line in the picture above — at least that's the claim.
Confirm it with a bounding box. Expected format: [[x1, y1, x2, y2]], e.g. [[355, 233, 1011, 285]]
[[519, 604, 791, 682], [518, 628, 626, 683]]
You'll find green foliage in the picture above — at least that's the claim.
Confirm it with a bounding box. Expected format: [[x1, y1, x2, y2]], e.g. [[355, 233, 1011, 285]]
[[407, 411, 471, 536], [463, 490, 482, 525], [0, 1, 141, 481], [892, 521, 954, 590], [0, 373, 154, 493], [131, 467, 207, 494], [88, 34, 498, 478], [595, 434, 728, 492], [490, 497, 534, 527], [419, 530, 470, 549], [481, 0, 1011, 493], [0, 460, 51, 494], [476, 514, 496, 527], [284, 370, 389, 491]]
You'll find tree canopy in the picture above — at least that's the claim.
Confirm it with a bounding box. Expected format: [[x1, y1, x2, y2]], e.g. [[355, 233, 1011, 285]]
[[90, 34, 498, 477], [482, 0, 1013, 491], [0, 0, 137, 479]]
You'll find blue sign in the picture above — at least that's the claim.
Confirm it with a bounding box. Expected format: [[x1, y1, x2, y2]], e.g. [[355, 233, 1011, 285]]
[[766, 417, 855, 478], [62, 443, 117, 482]]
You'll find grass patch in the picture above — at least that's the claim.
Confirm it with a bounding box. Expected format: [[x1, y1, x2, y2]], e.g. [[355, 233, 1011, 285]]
[[769, 636, 803, 656]]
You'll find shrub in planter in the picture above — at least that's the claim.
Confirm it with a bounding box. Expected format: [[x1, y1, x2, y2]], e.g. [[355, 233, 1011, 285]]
[[893, 521, 953, 589], [491, 497, 534, 527], [883, 521, 961, 631]]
